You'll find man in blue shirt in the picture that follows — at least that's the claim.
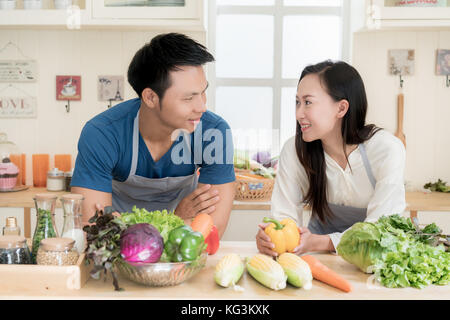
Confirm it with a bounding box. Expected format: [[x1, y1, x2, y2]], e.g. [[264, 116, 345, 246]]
[[71, 33, 235, 238]]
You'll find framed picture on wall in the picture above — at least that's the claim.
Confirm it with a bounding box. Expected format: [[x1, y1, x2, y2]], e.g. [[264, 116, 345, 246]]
[[98, 75, 124, 102], [436, 49, 450, 75], [388, 49, 415, 76], [56, 75, 81, 101]]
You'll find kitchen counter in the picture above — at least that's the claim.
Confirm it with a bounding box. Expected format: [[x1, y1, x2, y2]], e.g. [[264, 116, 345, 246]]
[[0, 241, 447, 300]]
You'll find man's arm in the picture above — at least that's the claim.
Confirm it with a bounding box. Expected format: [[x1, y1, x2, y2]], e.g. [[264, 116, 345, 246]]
[[195, 182, 235, 239], [71, 186, 112, 225]]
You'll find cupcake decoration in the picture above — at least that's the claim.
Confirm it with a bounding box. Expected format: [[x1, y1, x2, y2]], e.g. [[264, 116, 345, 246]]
[[0, 158, 19, 190]]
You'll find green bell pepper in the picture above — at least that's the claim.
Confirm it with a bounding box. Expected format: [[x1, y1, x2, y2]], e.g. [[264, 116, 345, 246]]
[[165, 225, 206, 262]]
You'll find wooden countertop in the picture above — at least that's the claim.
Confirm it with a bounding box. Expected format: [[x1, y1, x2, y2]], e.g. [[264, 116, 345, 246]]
[[1, 187, 449, 212], [0, 241, 447, 300]]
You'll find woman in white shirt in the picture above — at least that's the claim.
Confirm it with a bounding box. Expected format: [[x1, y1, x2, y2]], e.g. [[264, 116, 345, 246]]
[[256, 60, 406, 256]]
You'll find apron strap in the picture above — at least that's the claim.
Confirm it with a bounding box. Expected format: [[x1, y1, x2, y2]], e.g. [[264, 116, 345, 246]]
[[129, 112, 140, 178], [359, 143, 376, 189]]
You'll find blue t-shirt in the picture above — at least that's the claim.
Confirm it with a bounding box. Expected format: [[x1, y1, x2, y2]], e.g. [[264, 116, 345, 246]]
[[71, 98, 235, 193]]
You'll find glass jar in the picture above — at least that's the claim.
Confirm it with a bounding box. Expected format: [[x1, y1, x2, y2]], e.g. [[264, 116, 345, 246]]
[[31, 193, 58, 264], [60, 194, 85, 253], [0, 235, 32, 264], [36, 237, 79, 266], [3, 217, 20, 236], [47, 168, 65, 191], [64, 169, 73, 192], [0, 132, 23, 190]]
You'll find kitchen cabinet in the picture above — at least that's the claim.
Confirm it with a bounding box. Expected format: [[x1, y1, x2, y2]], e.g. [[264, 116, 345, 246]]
[[0, 0, 204, 30], [368, 0, 450, 28]]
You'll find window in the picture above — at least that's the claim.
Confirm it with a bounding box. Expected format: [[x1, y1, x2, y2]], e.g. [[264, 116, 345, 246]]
[[207, 0, 348, 156]]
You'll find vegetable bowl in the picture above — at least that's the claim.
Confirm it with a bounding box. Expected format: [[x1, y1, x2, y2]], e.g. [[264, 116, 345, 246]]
[[114, 252, 207, 287]]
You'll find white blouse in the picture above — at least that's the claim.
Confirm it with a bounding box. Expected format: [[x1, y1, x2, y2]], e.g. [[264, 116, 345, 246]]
[[271, 129, 406, 250]]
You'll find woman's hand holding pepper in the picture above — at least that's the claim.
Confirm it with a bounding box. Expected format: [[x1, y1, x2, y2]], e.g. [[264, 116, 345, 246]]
[[255, 223, 278, 257]]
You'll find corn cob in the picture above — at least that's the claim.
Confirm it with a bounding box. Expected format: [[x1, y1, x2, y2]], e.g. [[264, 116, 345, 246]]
[[214, 253, 245, 288], [246, 254, 287, 290], [277, 253, 313, 290]]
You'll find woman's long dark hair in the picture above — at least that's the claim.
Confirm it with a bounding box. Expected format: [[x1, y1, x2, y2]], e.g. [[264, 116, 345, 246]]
[[295, 60, 381, 224]]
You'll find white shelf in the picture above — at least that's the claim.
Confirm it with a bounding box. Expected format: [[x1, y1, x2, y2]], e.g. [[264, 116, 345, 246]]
[[368, 0, 450, 28], [0, 0, 205, 30]]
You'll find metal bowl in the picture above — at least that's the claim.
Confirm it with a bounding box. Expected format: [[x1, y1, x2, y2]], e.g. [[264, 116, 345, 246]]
[[114, 253, 207, 287]]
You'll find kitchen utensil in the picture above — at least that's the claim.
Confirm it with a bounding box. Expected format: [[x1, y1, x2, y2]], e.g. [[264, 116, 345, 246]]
[[395, 92, 406, 148], [114, 252, 207, 287]]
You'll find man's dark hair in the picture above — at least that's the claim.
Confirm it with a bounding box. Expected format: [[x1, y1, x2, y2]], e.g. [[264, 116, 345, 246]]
[[127, 33, 215, 100]]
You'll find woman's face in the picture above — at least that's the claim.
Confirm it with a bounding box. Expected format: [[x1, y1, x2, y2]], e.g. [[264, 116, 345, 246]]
[[296, 73, 346, 143]]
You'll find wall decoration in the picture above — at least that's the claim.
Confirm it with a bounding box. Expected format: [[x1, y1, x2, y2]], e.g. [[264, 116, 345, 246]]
[[0, 60, 38, 83], [388, 49, 415, 76], [0, 84, 37, 118], [98, 75, 124, 108], [56, 75, 81, 101], [436, 49, 450, 75]]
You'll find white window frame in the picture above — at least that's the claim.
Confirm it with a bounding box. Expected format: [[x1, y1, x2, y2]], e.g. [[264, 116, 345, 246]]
[[207, 0, 350, 154]]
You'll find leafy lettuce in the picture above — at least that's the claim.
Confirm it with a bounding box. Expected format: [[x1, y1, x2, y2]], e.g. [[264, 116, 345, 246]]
[[337, 214, 450, 289], [116, 206, 185, 261]]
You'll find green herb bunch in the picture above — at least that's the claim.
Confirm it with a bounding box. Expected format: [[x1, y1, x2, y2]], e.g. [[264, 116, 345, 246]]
[[83, 207, 127, 291], [424, 179, 450, 193]]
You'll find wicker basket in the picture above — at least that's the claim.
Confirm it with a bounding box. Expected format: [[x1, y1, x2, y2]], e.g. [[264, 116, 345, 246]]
[[234, 169, 275, 202]]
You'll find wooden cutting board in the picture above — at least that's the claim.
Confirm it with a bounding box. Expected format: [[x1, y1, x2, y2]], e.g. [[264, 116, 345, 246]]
[[395, 93, 406, 148]]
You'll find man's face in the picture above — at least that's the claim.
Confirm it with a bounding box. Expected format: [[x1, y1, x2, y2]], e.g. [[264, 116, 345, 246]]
[[157, 65, 208, 134]]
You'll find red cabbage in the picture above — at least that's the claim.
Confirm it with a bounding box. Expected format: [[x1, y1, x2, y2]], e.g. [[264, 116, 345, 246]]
[[120, 223, 164, 263]]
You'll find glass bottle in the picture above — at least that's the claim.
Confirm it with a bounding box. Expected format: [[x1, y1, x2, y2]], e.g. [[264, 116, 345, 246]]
[[0, 235, 32, 265], [3, 217, 20, 236], [31, 193, 58, 264], [60, 194, 85, 254]]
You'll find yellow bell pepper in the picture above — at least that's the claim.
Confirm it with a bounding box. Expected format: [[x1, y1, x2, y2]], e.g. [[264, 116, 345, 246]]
[[263, 217, 300, 255]]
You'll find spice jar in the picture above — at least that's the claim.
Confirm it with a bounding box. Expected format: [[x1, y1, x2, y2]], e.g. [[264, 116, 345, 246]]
[[47, 168, 65, 191], [31, 193, 58, 263], [36, 237, 79, 266], [64, 169, 73, 192], [3, 216, 20, 236], [0, 235, 32, 264], [60, 194, 85, 253]]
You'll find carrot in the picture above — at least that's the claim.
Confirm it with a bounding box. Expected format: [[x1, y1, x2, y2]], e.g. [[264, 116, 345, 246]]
[[191, 213, 214, 239], [301, 255, 353, 293]]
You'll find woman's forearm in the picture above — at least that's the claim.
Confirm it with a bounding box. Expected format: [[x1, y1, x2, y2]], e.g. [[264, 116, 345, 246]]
[[311, 234, 335, 252]]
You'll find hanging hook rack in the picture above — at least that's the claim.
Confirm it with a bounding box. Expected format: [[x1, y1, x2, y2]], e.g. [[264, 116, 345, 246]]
[[108, 99, 113, 109], [65, 101, 70, 113], [399, 74, 404, 89]]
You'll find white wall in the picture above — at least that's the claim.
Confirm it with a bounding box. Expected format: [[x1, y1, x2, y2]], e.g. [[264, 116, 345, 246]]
[[0, 29, 206, 186], [352, 29, 450, 190]]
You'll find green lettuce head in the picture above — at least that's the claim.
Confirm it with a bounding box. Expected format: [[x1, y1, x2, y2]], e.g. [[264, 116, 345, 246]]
[[336, 222, 385, 273]]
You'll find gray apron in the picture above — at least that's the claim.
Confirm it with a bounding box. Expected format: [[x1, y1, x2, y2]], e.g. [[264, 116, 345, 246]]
[[112, 112, 198, 213], [307, 143, 376, 234]]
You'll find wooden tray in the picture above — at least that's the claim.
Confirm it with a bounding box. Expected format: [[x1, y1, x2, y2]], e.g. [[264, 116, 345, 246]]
[[0, 253, 90, 290], [0, 240, 91, 290]]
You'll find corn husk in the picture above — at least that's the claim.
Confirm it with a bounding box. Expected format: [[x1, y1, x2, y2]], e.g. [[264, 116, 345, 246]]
[[246, 254, 287, 290], [277, 253, 313, 290], [214, 253, 245, 288]]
